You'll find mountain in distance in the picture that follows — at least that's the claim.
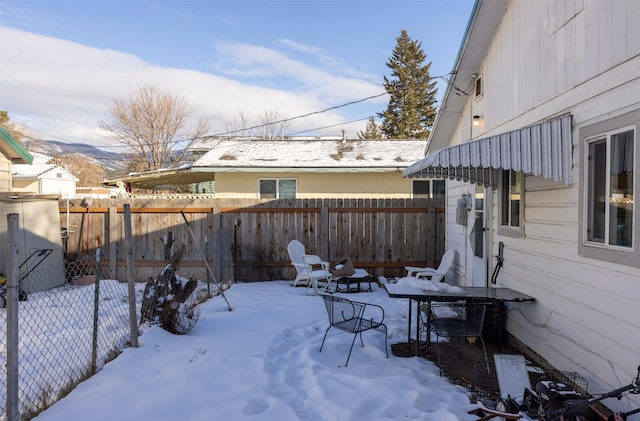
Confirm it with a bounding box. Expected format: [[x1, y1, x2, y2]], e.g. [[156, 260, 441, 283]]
[[24, 139, 127, 176]]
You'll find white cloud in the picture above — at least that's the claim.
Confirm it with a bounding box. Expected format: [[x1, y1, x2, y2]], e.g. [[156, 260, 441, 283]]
[[0, 26, 384, 148]]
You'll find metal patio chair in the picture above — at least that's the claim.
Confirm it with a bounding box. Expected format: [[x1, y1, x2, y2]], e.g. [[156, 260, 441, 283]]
[[319, 294, 389, 366], [426, 301, 490, 374]]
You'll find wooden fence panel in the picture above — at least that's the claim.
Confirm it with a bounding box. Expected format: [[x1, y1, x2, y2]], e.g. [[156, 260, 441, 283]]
[[59, 197, 444, 283]]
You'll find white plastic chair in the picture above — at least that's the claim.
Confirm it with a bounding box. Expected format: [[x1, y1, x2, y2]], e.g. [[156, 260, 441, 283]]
[[302, 254, 332, 294], [404, 249, 455, 282], [287, 240, 309, 287], [287, 240, 331, 292]]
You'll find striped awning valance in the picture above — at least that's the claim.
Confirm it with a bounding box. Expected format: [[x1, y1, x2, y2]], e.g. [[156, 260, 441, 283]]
[[403, 114, 573, 189]]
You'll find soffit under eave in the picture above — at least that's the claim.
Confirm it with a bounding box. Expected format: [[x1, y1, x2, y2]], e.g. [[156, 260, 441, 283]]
[[192, 167, 406, 173], [427, 0, 509, 154], [102, 171, 216, 189]]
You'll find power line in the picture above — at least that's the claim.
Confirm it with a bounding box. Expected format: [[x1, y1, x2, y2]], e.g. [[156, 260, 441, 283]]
[[10, 91, 388, 147], [286, 117, 371, 136], [204, 92, 387, 138], [11, 70, 454, 146], [9, 121, 83, 145]]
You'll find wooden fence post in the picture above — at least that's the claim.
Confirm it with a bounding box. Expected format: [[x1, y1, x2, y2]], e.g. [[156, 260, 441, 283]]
[[320, 204, 329, 260], [108, 206, 118, 279], [123, 204, 139, 347]]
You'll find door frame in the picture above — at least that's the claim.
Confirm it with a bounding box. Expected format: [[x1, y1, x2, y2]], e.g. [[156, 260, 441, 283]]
[[471, 185, 492, 287]]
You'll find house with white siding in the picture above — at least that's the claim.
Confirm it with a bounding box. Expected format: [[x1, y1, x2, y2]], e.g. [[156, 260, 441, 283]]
[[405, 0, 640, 412], [12, 164, 79, 199]]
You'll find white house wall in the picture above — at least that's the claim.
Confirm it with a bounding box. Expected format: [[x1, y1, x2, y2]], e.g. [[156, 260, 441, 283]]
[[0, 155, 11, 192], [443, 0, 640, 405], [40, 177, 76, 199]]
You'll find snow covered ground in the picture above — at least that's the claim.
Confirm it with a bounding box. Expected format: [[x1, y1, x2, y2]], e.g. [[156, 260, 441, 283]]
[[33, 280, 482, 420]]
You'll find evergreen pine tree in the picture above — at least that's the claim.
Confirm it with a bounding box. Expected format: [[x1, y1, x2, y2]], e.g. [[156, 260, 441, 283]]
[[378, 30, 437, 139], [357, 116, 384, 139]]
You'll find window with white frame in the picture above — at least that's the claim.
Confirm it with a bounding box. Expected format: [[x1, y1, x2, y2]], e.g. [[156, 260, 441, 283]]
[[500, 170, 522, 230], [412, 179, 445, 199], [579, 111, 638, 268], [259, 178, 297, 199], [585, 128, 634, 248]]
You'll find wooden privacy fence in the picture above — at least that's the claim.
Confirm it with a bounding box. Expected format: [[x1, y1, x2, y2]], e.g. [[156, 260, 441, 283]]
[[60, 198, 445, 283]]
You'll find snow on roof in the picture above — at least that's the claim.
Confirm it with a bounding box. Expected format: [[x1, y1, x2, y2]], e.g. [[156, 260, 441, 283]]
[[12, 164, 79, 181], [12, 164, 58, 177], [193, 139, 427, 169]]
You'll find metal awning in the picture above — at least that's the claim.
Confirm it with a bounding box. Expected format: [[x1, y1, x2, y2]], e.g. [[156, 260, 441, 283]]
[[404, 114, 573, 189]]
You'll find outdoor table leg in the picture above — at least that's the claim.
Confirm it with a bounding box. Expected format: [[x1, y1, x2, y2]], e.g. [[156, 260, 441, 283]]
[[414, 299, 422, 356], [407, 298, 413, 344], [497, 301, 504, 353]]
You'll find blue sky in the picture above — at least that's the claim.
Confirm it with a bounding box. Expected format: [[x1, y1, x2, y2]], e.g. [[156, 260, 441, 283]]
[[0, 0, 475, 149]]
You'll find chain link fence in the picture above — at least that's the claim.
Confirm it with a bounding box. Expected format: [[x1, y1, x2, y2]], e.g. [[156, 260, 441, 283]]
[[1, 245, 216, 420], [0, 202, 233, 419], [0, 250, 143, 420]]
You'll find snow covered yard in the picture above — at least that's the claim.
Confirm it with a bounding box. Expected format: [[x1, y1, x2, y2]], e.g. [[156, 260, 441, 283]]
[[0, 280, 150, 419], [32, 281, 481, 420]]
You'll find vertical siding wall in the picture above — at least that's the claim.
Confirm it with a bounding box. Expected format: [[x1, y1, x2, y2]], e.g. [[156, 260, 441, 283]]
[[448, 0, 640, 398], [60, 198, 444, 283], [0, 156, 11, 192]]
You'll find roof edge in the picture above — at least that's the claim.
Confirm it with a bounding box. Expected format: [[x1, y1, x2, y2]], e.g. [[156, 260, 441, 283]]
[[0, 126, 34, 164]]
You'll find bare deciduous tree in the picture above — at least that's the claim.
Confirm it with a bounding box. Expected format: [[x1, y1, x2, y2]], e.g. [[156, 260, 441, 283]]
[[225, 110, 252, 139], [98, 85, 209, 171], [256, 108, 287, 140]]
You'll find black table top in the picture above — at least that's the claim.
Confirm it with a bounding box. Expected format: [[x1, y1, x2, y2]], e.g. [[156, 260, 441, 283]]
[[384, 283, 535, 303]]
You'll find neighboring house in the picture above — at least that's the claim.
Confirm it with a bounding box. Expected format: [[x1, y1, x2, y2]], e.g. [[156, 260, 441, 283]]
[[0, 128, 65, 293], [12, 164, 79, 199], [0, 126, 34, 191], [75, 187, 115, 199], [103, 140, 443, 199], [404, 0, 640, 410]]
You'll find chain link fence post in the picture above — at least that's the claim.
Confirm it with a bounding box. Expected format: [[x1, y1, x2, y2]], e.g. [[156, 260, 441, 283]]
[[6, 213, 20, 421], [91, 248, 101, 373], [124, 205, 138, 348]]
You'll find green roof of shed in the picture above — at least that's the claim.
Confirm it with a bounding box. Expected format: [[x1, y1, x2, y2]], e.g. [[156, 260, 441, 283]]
[[0, 126, 34, 164]]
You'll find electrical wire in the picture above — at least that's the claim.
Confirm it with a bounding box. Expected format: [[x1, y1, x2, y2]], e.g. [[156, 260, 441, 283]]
[[205, 92, 387, 139], [9, 92, 388, 147], [285, 117, 370, 136], [10, 71, 454, 146]]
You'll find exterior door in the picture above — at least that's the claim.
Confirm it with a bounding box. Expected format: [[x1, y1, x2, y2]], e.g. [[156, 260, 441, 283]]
[[471, 185, 489, 287]]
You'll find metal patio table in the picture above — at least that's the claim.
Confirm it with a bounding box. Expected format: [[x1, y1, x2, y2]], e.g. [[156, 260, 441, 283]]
[[384, 283, 535, 356]]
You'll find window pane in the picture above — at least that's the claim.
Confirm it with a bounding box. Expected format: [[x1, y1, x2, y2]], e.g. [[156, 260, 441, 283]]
[[510, 172, 521, 228], [433, 180, 446, 200], [278, 179, 297, 199], [501, 170, 521, 228], [587, 140, 606, 243], [413, 180, 430, 198], [501, 171, 509, 225], [259, 180, 276, 199], [608, 130, 633, 247]]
